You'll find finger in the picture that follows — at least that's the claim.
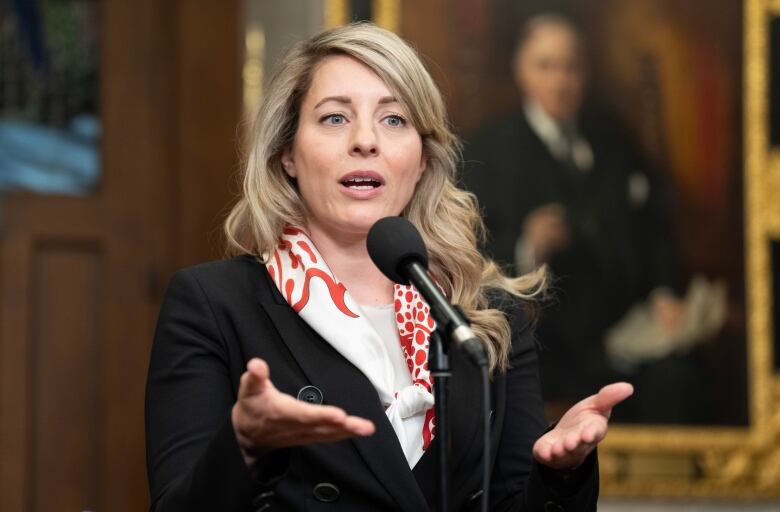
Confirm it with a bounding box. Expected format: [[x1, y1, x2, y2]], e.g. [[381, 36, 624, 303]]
[[309, 422, 371, 438], [273, 396, 374, 435], [535, 429, 598, 470], [297, 407, 374, 436], [566, 418, 606, 450], [263, 393, 347, 426], [239, 358, 271, 399], [343, 415, 375, 436], [533, 439, 553, 462], [534, 447, 550, 463], [594, 382, 634, 413], [593, 417, 609, 441], [262, 390, 367, 432], [294, 402, 349, 425], [550, 439, 566, 458], [280, 418, 375, 446], [581, 421, 603, 444], [563, 430, 581, 452]]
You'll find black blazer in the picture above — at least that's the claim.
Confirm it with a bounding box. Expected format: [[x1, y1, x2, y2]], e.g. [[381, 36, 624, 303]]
[[145, 255, 599, 511]]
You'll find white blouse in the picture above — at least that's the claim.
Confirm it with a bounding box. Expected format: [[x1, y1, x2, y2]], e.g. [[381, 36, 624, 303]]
[[361, 303, 430, 468]]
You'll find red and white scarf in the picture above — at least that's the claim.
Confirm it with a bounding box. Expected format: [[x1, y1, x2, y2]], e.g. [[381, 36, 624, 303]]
[[266, 227, 436, 467]]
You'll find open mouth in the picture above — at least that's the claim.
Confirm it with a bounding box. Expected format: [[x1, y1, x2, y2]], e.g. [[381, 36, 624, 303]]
[[340, 175, 383, 190]]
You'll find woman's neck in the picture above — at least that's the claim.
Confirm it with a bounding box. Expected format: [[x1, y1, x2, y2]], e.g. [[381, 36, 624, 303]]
[[307, 223, 394, 306]]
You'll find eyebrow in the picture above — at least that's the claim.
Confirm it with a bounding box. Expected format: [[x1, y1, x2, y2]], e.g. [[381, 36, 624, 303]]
[[313, 95, 398, 109]]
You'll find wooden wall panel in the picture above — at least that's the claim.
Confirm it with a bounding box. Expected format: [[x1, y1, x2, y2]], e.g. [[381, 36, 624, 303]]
[[0, 235, 33, 512], [0, 1, 242, 509], [29, 243, 101, 511], [176, 0, 243, 267]]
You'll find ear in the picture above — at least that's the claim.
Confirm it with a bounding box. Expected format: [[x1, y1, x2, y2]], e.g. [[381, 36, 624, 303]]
[[281, 146, 296, 178]]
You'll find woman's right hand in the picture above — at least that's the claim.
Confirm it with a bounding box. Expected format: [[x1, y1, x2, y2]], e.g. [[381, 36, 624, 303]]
[[231, 358, 375, 466]]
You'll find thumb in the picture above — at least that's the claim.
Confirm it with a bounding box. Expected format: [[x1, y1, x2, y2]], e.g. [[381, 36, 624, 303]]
[[594, 382, 634, 414], [239, 358, 271, 399]]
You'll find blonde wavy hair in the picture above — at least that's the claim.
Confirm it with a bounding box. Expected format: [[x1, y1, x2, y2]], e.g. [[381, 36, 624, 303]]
[[225, 22, 546, 372]]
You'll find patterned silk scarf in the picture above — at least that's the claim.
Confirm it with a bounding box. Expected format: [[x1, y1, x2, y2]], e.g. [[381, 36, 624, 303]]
[[265, 227, 437, 466]]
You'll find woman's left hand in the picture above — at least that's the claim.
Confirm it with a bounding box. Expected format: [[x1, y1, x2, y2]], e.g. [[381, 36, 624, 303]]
[[532, 382, 634, 471]]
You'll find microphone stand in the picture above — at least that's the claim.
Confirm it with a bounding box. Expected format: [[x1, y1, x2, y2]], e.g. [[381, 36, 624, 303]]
[[429, 329, 451, 512]]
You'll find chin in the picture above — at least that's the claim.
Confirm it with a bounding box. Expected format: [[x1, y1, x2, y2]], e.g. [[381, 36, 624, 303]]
[[340, 211, 394, 235]]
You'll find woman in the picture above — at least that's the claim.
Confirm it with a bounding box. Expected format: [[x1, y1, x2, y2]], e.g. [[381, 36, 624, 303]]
[[145, 23, 632, 511]]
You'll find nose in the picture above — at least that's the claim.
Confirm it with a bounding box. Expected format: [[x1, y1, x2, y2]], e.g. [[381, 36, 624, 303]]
[[349, 120, 378, 157]]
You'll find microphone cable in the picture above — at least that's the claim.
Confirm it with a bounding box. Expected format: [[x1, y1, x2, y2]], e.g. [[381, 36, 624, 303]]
[[480, 362, 490, 512]]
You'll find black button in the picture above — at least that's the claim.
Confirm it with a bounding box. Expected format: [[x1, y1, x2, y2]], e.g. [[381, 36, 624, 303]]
[[544, 501, 565, 512], [254, 505, 270, 512], [312, 482, 340, 503], [468, 489, 484, 501], [251, 491, 274, 506], [297, 385, 323, 404]]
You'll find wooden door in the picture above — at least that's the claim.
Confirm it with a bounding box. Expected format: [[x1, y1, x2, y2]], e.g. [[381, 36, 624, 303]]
[[0, 0, 241, 510]]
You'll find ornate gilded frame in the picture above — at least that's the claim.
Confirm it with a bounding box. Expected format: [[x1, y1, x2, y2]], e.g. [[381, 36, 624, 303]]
[[596, 0, 780, 498], [324, 0, 400, 30], [322, 0, 778, 498]]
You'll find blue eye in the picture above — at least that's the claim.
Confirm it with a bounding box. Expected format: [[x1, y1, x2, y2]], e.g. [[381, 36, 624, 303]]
[[321, 114, 346, 125], [384, 114, 406, 127]]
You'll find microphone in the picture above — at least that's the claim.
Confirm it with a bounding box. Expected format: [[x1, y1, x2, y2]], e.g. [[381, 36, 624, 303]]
[[366, 216, 488, 366]]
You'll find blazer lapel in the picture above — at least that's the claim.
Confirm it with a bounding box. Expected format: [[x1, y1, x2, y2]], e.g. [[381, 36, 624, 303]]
[[255, 268, 430, 512]]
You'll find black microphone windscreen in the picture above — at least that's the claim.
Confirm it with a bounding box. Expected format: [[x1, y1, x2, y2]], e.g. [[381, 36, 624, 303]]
[[366, 216, 428, 285]]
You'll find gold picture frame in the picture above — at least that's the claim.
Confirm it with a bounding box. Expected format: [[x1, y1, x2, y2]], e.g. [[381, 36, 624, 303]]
[[324, 0, 400, 31], [321, 0, 778, 498], [594, 0, 780, 498]]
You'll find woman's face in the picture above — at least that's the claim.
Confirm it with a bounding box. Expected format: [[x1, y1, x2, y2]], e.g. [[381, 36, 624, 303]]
[[282, 55, 426, 240]]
